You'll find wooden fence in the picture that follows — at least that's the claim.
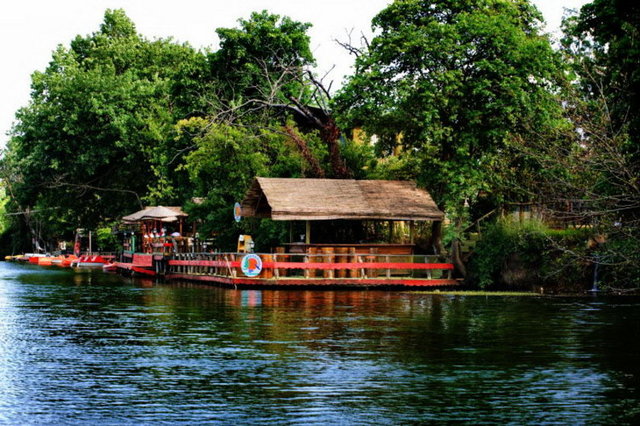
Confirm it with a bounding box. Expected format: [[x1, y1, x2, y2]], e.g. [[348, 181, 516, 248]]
[[166, 252, 456, 287]]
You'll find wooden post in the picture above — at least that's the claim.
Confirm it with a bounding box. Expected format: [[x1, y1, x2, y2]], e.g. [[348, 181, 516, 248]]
[[386, 255, 391, 278], [304, 247, 317, 278], [322, 247, 335, 279], [230, 254, 237, 278], [261, 254, 273, 279], [519, 205, 524, 223], [275, 247, 287, 277], [349, 247, 360, 278], [305, 221, 311, 244], [366, 248, 378, 278], [336, 247, 349, 278], [274, 252, 280, 279], [409, 221, 415, 244]]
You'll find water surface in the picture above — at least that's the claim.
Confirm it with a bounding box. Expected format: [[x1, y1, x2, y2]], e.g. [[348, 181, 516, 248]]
[[0, 262, 638, 423]]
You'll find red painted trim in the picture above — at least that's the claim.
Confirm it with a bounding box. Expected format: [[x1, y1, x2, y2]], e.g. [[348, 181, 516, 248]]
[[269, 261, 453, 270], [132, 254, 153, 267], [167, 259, 453, 270], [132, 266, 157, 276], [114, 262, 133, 270], [169, 260, 240, 268], [165, 274, 457, 287]]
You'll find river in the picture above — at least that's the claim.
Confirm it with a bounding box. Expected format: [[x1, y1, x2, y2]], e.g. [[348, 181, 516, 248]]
[[0, 261, 638, 423]]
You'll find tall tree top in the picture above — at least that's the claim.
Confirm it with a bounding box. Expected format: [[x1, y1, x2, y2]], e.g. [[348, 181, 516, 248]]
[[99, 9, 137, 39]]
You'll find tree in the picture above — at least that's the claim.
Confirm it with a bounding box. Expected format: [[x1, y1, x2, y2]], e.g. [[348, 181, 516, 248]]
[[333, 0, 566, 242], [2, 9, 207, 249], [208, 11, 353, 178], [521, 0, 640, 289], [178, 118, 316, 249], [210, 10, 315, 109], [562, 0, 640, 150]]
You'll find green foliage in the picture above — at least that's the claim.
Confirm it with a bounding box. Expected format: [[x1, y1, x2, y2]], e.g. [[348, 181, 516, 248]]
[[0, 187, 7, 236], [563, 0, 640, 148], [3, 9, 208, 240], [339, 138, 376, 179], [96, 225, 119, 252], [469, 219, 549, 289], [210, 10, 315, 106], [598, 235, 640, 290], [467, 220, 600, 291], [1, 9, 214, 251], [546, 1, 640, 290], [179, 119, 304, 250], [334, 0, 567, 212]]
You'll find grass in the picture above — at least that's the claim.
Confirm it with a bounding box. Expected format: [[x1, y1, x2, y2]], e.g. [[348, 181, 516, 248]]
[[405, 290, 540, 296]]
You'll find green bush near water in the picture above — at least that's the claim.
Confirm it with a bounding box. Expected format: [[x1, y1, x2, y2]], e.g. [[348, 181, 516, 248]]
[[467, 220, 592, 291], [597, 237, 640, 290]]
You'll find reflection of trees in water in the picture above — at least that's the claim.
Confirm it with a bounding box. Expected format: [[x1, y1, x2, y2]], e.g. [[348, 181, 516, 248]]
[[134, 284, 631, 369], [12, 269, 640, 422], [56, 273, 640, 381]]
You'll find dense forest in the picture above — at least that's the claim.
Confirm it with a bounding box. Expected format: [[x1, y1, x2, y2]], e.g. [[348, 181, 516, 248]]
[[1, 0, 638, 291]]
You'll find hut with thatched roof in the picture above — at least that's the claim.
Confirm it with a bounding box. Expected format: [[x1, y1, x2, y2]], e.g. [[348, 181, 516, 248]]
[[240, 177, 444, 255], [241, 177, 443, 221]]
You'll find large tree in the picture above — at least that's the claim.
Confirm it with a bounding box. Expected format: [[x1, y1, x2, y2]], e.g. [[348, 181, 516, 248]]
[[563, 0, 640, 148], [2, 10, 207, 248], [530, 0, 640, 289], [207, 11, 353, 178], [333, 0, 566, 224]]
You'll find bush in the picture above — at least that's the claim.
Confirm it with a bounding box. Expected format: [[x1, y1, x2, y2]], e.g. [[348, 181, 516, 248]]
[[597, 235, 640, 290], [468, 219, 548, 289], [467, 219, 595, 291], [96, 225, 119, 252]]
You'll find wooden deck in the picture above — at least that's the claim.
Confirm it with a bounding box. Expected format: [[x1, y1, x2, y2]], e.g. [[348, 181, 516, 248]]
[[162, 252, 458, 288], [114, 253, 160, 276]]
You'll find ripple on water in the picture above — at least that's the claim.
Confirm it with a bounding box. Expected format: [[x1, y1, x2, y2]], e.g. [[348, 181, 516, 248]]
[[0, 263, 639, 423]]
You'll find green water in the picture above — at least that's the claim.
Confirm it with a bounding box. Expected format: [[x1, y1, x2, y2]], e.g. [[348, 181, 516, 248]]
[[0, 261, 638, 423]]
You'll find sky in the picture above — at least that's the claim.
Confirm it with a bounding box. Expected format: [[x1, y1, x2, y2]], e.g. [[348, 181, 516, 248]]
[[0, 0, 590, 149]]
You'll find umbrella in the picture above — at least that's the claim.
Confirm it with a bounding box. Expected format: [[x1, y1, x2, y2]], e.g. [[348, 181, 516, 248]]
[[122, 207, 155, 223], [139, 206, 188, 221], [122, 206, 188, 223]]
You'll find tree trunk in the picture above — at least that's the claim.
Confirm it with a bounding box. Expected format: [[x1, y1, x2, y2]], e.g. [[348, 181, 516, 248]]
[[430, 221, 445, 254]]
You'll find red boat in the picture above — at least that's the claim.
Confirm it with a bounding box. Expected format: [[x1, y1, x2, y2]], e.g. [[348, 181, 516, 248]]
[[102, 262, 118, 272], [72, 255, 108, 267]]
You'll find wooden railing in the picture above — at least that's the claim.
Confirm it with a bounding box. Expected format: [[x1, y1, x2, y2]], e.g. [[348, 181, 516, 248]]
[[167, 252, 454, 283]]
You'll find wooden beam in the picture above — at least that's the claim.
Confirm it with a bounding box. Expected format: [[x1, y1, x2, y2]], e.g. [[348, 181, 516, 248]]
[[409, 220, 415, 244]]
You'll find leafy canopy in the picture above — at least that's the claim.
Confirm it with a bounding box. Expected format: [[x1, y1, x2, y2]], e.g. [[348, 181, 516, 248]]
[[334, 0, 566, 214], [3, 9, 207, 240]]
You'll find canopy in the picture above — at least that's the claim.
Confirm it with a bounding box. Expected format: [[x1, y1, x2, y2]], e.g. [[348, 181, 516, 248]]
[[240, 178, 444, 221], [122, 206, 188, 223]]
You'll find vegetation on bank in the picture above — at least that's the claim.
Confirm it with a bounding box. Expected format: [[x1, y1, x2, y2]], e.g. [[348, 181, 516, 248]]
[[466, 220, 592, 292], [0, 0, 638, 292]]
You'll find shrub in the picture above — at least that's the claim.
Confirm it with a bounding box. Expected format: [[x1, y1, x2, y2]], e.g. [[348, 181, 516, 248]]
[[468, 219, 548, 289]]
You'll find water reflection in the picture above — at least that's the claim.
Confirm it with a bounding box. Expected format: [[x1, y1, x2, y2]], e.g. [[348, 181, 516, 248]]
[[0, 262, 638, 423]]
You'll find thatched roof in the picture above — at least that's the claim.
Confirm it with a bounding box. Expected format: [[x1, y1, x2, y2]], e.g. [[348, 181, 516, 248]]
[[122, 206, 188, 223], [241, 178, 444, 221]]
